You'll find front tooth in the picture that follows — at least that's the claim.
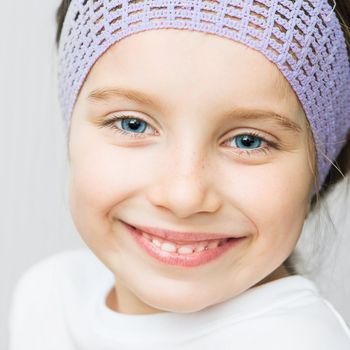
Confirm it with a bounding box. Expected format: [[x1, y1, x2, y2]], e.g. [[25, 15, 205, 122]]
[[207, 240, 220, 249], [161, 242, 177, 252], [152, 238, 162, 247], [177, 246, 194, 254]]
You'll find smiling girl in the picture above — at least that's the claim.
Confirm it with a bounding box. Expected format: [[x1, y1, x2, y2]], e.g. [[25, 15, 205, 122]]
[[8, 0, 350, 349]]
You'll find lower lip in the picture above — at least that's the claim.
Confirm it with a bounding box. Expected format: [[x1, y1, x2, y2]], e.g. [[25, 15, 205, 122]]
[[122, 222, 245, 268]]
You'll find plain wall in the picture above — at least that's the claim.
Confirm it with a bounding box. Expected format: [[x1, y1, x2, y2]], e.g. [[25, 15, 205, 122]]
[[1, 2, 85, 349], [1, 1, 349, 349]]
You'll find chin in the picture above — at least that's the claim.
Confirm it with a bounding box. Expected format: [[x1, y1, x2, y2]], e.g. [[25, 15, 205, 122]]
[[138, 283, 220, 314]]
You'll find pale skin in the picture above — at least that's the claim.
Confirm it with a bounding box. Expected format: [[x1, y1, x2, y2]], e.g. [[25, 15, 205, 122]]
[[68, 29, 315, 315]]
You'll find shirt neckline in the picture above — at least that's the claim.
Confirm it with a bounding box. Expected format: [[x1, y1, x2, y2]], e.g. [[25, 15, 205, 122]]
[[91, 273, 319, 341]]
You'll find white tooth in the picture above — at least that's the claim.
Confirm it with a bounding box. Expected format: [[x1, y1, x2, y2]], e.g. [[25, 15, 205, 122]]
[[177, 246, 194, 254], [207, 240, 220, 249], [195, 245, 205, 252], [161, 242, 177, 252], [152, 238, 162, 247], [142, 232, 152, 240], [195, 242, 208, 252]]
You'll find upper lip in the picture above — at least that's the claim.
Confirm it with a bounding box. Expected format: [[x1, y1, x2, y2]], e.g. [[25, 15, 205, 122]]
[[122, 220, 243, 242]]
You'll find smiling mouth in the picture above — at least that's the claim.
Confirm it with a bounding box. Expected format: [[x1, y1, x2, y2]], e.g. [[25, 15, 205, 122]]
[[138, 229, 234, 254], [122, 221, 245, 267], [121, 220, 243, 243]]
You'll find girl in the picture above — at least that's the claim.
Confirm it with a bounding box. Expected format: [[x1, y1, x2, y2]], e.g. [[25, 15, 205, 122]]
[[8, 0, 350, 349]]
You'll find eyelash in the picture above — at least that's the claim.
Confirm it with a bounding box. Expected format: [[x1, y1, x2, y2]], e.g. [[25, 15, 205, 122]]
[[98, 114, 157, 139], [97, 114, 280, 156]]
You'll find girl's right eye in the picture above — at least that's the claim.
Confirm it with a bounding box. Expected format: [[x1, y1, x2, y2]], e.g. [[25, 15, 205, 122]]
[[98, 115, 158, 138]]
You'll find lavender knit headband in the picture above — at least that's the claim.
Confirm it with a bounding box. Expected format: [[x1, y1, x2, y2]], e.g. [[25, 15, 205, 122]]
[[58, 0, 350, 188]]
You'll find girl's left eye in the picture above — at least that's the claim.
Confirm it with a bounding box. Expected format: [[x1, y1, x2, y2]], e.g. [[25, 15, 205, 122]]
[[224, 132, 280, 157]]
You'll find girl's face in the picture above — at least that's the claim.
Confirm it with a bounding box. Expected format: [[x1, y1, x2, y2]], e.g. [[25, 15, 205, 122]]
[[68, 29, 314, 314]]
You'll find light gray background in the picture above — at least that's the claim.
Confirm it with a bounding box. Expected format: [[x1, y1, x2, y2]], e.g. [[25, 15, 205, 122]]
[[1, 2, 349, 349]]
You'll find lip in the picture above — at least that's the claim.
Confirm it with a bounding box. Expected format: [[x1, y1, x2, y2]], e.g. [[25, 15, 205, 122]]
[[121, 220, 242, 243], [122, 221, 246, 267]]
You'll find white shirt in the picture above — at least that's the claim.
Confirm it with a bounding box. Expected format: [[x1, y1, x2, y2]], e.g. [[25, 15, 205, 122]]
[[8, 248, 350, 350]]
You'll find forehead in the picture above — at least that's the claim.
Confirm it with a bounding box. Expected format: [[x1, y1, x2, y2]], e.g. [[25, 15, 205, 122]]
[[81, 29, 302, 118]]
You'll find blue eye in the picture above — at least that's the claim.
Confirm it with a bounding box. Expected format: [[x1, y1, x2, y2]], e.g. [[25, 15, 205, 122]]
[[235, 134, 262, 149], [225, 132, 280, 158], [99, 115, 156, 138], [99, 116, 279, 156], [121, 118, 147, 133]]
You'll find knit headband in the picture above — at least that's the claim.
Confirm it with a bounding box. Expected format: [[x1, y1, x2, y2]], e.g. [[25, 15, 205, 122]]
[[57, 0, 350, 188]]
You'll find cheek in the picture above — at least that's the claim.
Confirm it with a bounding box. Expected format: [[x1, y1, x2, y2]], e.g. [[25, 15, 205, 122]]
[[221, 152, 312, 249], [68, 135, 157, 234]]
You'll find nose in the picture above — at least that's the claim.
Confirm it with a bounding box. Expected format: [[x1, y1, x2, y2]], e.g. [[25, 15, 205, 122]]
[[146, 146, 222, 218]]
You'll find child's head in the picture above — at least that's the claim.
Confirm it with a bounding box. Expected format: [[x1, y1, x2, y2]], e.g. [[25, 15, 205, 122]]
[[56, 1, 350, 313]]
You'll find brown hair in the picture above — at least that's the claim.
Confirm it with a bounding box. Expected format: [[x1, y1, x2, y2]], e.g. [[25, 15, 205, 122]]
[[55, 1, 350, 275]]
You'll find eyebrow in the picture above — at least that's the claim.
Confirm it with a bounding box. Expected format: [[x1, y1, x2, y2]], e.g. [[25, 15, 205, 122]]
[[88, 87, 157, 107], [225, 109, 303, 134], [87, 87, 302, 133]]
